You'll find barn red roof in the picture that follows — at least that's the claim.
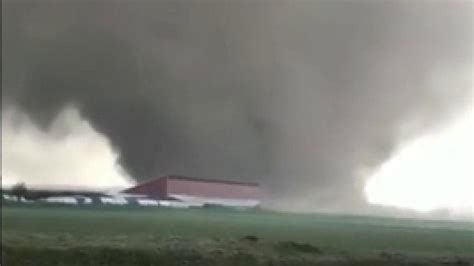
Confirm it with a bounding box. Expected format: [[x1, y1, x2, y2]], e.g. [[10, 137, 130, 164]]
[[123, 175, 260, 199]]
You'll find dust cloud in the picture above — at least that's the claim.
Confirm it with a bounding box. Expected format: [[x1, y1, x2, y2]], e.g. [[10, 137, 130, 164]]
[[2, 1, 472, 213]]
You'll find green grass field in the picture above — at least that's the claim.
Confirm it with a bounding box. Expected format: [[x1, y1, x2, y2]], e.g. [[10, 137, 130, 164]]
[[2, 204, 473, 265]]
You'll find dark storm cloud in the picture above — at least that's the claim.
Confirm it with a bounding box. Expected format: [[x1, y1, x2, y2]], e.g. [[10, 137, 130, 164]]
[[2, 1, 472, 211]]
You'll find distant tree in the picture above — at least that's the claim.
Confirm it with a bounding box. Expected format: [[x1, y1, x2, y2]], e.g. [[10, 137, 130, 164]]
[[11, 182, 27, 201]]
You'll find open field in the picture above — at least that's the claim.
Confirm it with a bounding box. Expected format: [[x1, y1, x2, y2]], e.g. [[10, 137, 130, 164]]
[[2, 204, 474, 265]]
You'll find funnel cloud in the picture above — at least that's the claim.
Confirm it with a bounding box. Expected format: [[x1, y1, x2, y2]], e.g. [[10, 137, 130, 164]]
[[2, 1, 472, 212]]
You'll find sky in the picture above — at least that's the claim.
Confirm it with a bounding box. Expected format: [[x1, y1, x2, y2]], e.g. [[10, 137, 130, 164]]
[[2, 0, 472, 218], [366, 109, 473, 217], [2, 106, 133, 189]]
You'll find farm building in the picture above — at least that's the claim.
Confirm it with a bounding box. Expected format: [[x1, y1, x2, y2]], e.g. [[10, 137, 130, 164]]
[[123, 175, 260, 208]]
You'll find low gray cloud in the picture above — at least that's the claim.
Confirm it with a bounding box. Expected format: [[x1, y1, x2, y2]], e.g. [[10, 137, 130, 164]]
[[2, 0, 472, 212]]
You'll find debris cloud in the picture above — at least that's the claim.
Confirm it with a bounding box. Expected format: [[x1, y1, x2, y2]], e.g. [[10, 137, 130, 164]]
[[2, 1, 472, 213]]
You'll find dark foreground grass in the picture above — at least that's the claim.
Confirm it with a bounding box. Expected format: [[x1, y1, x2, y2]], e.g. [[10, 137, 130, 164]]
[[2, 204, 474, 265]]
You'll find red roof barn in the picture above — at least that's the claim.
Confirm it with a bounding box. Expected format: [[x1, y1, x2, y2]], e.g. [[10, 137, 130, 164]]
[[123, 175, 260, 207]]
